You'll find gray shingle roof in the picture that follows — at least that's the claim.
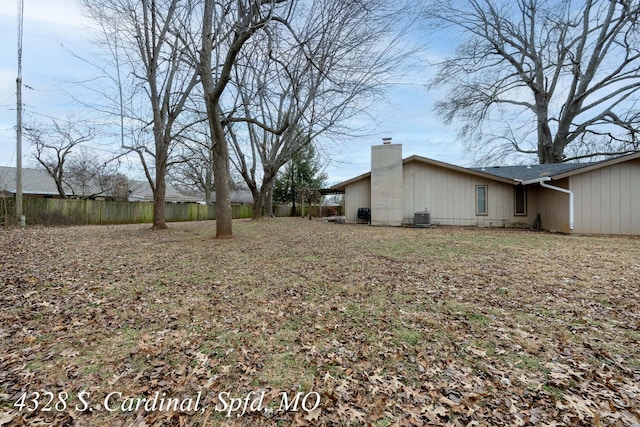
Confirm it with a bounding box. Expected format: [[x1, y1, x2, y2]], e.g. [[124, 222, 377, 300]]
[[469, 162, 597, 182], [0, 166, 61, 195], [127, 180, 200, 203], [332, 151, 640, 191], [0, 167, 201, 202]]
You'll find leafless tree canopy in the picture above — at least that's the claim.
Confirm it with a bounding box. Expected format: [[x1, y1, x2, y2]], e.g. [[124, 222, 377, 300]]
[[83, 0, 200, 229], [169, 118, 217, 204], [25, 120, 127, 200], [223, 0, 412, 219], [25, 120, 95, 199], [66, 148, 129, 200], [198, 0, 299, 237], [82, 0, 413, 236], [422, 0, 640, 164]]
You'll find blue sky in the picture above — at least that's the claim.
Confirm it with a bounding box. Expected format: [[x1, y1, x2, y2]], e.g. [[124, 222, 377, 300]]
[[0, 0, 471, 186]]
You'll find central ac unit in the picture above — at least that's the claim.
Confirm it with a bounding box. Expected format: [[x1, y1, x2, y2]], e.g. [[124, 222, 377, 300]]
[[414, 211, 430, 226]]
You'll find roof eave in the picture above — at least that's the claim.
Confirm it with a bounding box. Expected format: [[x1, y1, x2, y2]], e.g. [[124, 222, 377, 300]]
[[331, 171, 372, 191], [332, 155, 521, 189], [552, 151, 640, 180], [404, 155, 517, 184], [520, 177, 551, 186]]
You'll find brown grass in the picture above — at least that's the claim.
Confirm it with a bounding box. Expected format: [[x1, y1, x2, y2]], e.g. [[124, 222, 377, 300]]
[[1, 218, 639, 426]]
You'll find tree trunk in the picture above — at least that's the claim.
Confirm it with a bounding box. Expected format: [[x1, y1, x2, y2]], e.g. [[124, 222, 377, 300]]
[[205, 149, 213, 204], [290, 163, 296, 216], [152, 140, 168, 230], [55, 180, 67, 199], [152, 174, 167, 230], [211, 114, 233, 238], [265, 182, 274, 218], [200, 0, 258, 238], [251, 172, 276, 220], [538, 140, 564, 164], [535, 95, 561, 164], [251, 188, 264, 220]]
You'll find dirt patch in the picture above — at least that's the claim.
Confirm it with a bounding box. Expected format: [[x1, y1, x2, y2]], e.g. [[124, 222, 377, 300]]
[[1, 219, 639, 426]]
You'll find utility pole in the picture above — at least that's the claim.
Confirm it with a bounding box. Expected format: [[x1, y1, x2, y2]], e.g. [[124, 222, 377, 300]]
[[16, 78, 23, 224], [16, 0, 24, 226]]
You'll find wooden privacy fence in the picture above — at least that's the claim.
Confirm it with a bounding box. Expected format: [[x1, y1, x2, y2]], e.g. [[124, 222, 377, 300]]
[[0, 198, 254, 226], [271, 205, 343, 218]]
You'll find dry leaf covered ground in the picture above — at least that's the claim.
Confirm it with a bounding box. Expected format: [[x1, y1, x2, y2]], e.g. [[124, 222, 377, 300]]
[[1, 218, 639, 426]]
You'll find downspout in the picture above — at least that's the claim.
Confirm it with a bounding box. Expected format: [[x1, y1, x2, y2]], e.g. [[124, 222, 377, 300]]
[[521, 177, 574, 231]]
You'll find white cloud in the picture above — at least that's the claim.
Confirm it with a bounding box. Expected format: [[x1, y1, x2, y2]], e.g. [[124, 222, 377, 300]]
[[1, 0, 88, 31]]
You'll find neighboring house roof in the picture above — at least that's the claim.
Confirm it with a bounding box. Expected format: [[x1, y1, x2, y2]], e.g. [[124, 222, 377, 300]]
[[127, 180, 201, 203], [126, 181, 255, 204], [177, 189, 254, 204], [332, 151, 640, 190], [207, 189, 254, 204], [0, 167, 201, 202], [0, 166, 62, 196], [127, 183, 255, 204]]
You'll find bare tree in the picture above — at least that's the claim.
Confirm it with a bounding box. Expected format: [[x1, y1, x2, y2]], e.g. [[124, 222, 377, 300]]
[[226, 43, 307, 219], [25, 120, 95, 199], [221, 0, 411, 220], [421, 0, 640, 164], [170, 118, 216, 203], [170, 112, 248, 203], [66, 148, 128, 200], [172, 152, 216, 203], [83, 0, 200, 229], [198, 0, 296, 238]]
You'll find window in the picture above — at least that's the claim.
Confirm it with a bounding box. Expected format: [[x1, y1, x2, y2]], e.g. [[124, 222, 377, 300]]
[[476, 185, 488, 216], [514, 186, 527, 216]]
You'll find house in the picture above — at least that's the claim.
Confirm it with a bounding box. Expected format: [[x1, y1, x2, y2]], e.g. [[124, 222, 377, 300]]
[[206, 189, 254, 205], [127, 180, 201, 203], [0, 166, 62, 198], [0, 167, 200, 203], [331, 142, 640, 235]]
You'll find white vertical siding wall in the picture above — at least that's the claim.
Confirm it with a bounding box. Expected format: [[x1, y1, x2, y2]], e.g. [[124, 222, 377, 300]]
[[570, 159, 640, 235]]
